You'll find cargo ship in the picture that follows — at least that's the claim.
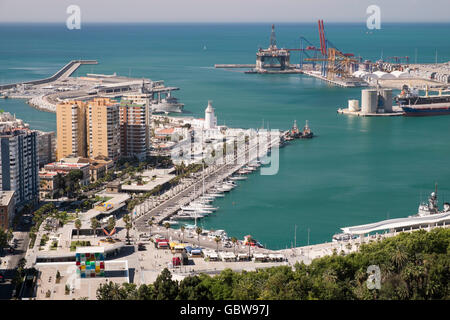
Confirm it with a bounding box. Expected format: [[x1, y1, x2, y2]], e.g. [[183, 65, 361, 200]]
[[395, 85, 450, 116]]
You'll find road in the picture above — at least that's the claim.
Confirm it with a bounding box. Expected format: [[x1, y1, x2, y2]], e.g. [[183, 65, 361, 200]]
[[0, 217, 31, 299], [133, 162, 236, 231]]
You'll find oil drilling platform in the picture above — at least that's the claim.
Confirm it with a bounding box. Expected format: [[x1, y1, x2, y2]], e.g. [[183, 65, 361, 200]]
[[215, 24, 302, 74], [215, 21, 411, 87], [248, 25, 302, 74]]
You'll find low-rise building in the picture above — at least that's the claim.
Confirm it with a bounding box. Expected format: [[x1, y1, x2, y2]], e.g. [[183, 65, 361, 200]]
[[62, 156, 114, 183], [38, 171, 59, 199], [44, 160, 91, 186], [0, 191, 15, 229]]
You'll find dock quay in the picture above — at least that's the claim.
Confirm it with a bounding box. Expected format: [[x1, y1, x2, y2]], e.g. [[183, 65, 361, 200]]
[[215, 64, 256, 68], [133, 132, 282, 231], [245, 69, 303, 74], [337, 108, 404, 117], [0, 60, 98, 91], [302, 70, 368, 88]]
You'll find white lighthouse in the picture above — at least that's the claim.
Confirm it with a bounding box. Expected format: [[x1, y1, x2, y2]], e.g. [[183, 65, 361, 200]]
[[204, 100, 216, 130]]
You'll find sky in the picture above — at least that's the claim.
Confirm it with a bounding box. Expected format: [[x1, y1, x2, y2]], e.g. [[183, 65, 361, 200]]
[[0, 0, 449, 23]]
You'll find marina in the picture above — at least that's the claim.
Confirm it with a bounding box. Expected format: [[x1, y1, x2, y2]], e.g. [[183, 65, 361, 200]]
[[0, 23, 449, 249]]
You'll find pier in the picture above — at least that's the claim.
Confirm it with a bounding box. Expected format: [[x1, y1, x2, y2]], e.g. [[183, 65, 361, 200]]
[[0, 60, 98, 91], [337, 108, 404, 117], [302, 70, 368, 88], [214, 64, 256, 68]]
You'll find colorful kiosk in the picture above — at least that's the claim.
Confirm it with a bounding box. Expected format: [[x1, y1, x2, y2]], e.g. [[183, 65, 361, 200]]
[[75, 247, 105, 278]]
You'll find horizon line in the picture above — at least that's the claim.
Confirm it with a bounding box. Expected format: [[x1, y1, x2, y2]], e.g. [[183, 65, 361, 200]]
[[1, 21, 449, 24]]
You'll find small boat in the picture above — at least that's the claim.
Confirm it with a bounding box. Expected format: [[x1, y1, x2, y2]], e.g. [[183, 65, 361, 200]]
[[162, 220, 178, 226], [180, 207, 213, 214], [173, 213, 205, 221], [332, 233, 357, 242], [206, 192, 225, 198], [230, 175, 247, 181]]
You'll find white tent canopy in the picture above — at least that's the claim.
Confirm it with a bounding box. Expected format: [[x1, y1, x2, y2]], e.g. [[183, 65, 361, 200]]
[[391, 70, 411, 78], [373, 71, 396, 79]]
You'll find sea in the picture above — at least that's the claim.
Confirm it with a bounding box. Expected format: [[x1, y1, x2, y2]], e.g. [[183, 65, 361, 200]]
[[1, 23, 450, 249]]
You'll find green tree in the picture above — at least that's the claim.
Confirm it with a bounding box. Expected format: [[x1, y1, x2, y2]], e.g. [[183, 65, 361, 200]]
[[6, 229, 13, 243], [177, 275, 213, 300], [391, 246, 408, 271], [108, 216, 116, 233], [74, 219, 82, 239], [231, 237, 238, 255], [96, 281, 126, 300], [90, 217, 100, 238], [214, 236, 221, 252], [123, 214, 132, 244], [0, 228, 8, 248], [180, 225, 185, 243], [152, 268, 178, 300], [148, 219, 153, 235], [196, 227, 202, 247], [164, 222, 170, 239]]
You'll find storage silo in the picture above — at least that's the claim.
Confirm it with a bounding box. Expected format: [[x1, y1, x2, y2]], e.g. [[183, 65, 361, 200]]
[[361, 89, 378, 114], [348, 99, 360, 112], [380, 89, 393, 113]]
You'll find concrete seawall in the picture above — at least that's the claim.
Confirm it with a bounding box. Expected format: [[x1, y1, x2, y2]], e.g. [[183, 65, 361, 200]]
[[0, 60, 98, 91]]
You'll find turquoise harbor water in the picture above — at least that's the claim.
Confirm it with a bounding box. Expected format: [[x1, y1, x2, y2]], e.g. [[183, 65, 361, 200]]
[[1, 23, 450, 249]]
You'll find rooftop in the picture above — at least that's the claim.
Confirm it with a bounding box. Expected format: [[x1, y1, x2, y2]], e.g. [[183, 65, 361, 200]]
[[76, 246, 105, 254], [0, 191, 15, 206]]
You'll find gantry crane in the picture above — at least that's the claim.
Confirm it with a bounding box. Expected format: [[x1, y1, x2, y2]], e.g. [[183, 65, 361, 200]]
[[302, 20, 359, 79]]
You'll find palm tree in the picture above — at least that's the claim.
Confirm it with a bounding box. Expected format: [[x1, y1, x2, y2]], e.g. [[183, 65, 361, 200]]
[[391, 246, 408, 270], [74, 219, 82, 239], [180, 225, 185, 243], [107, 217, 116, 235], [214, 236, 221, 253], [231, 237, 238, 255], [123, 214, 132, 244], [164, 222, 171, 239], [6, 229, 13, 243], [196, 227, 202, 247], [90, 217, 99, 238], [323, 269, 338, 283], [147, 219, 153, 235]]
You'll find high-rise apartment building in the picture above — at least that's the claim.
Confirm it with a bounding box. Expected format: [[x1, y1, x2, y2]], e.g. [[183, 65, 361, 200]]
[[56, 98, 120, 161], [56, 100, 88, 160], [87, 98, 120, 160], [0, 128, 39, 208], [119, 100, 151, 160]]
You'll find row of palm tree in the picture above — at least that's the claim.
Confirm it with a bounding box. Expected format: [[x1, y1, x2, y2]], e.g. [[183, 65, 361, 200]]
[[73, 216, 118, 240]]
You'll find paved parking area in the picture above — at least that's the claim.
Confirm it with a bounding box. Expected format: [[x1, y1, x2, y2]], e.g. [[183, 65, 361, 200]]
[[34, 261, 128, 300]]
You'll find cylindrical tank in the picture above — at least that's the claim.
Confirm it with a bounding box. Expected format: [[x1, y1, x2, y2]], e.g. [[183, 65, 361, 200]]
[[380, 89, 393, 113], [348, 99, 360, 112], [361, 89, 378, 114]]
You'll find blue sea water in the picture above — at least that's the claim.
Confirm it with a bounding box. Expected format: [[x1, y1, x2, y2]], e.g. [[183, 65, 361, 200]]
[[1, 23, 450, 248]]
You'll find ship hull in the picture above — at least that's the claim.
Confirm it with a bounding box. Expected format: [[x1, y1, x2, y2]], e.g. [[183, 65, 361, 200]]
[[151, 103, 184, 114], [402, 106, 450, 117]]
